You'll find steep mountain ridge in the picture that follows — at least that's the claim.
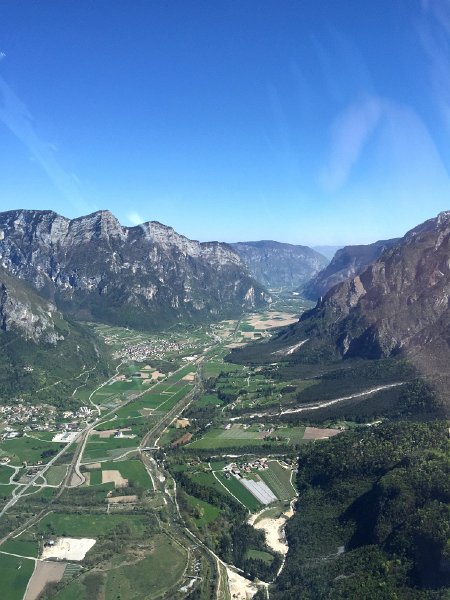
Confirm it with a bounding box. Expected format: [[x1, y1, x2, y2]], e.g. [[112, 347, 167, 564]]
[[302, 238, 399, 300], [0, 264, 63, 344], [230, 240, 328, 290], [272, 211, 450, 387], [0, 262, 108, 401], [0, 209, 268, 329]]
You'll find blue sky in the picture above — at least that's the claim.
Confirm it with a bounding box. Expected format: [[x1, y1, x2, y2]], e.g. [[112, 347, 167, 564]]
[[0, 0, 450, 245]]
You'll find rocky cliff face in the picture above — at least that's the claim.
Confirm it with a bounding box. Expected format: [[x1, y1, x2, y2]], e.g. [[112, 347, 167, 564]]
[[230, 241, 328, 290], [302, 239, 399, 300], [0, 264, 64, 344], [290, 211, 450, 372], [0, 210, 268, 329]]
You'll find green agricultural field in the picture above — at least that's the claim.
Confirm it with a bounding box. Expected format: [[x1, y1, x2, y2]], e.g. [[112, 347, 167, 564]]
[[196, 393, 223, 408], [216, 473, 262, 511], [1, 538, 39, 558], [89, 469, 102, 485], [209, 460, 228, 471], [83, 434, 138, 462], [104, 533, 187, 600], [25, 431, 56, 442], [0, 553, 35, 600], [53, 579, 86, 600], [259, 461, 296, 501], [88, 459, 152, 489], [0, 465, 13, 484], [0, 436, 65, 465], [35, 513, 147, 538], [203, 362, 245, 378], [114, 383, 192, 419], [188, 425, 269, 449], [186, 494, 220, 527], [274, 426, 306, 445], [45, 465, 68, 486], [0, 484, 17, 504], [158, 426, 183, 447], [246, 549, 274, 564], [94, 416, 144, 431]]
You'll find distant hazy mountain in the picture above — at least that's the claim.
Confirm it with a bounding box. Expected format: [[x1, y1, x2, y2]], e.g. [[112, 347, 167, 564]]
[[230, 241, 328, 291], [302, 239, 399, 300], [312, 245, 343, 261], [0, 209, 268, 329]]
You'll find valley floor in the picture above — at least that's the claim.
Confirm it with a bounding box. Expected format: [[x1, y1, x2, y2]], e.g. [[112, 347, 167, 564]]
[[0, 293, 438, 600]]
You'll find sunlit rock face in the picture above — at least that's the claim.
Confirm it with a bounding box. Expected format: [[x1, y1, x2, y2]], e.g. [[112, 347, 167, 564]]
[[0, 210, 269, 329], [0, 264, 63, 344], [302, 238, 399, 301]]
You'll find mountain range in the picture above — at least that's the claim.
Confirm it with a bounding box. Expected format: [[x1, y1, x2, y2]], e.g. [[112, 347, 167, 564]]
[[0, 209, 269, 330], [5, 207, 450, 402]]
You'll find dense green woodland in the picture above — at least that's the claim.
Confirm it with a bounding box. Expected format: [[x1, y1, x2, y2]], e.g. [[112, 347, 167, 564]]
[[0, 319, 110, 407], [173, 469, 283, 581], [269, 421, 450, 599]]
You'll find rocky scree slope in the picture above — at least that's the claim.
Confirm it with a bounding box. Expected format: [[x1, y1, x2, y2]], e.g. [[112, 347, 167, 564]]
[[230, 240, 328, 290], [0, 210, 269, 329]]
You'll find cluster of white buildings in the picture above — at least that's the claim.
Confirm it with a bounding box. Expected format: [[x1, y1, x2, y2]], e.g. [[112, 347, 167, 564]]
[[223, 457, 269, 478]]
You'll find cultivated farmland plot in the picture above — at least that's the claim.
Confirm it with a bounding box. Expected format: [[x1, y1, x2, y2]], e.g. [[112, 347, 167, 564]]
[[259, 461, 297, 501]]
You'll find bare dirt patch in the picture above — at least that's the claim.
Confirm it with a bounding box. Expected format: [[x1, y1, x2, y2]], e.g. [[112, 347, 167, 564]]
[[41, 538, 96, 561], [107, 495, 138, 504], [226, 567, 259, 599], [303, 427, 341, 440], [69, 472, 83, 487], [102, 470, 128, 487], [25, 561, 67, 600], [182, 373, 195, 382], [253, 517, 289, 555], [85, 462, 101, 470], [245, 312, 299, 330], [93, 428, 132, 439]]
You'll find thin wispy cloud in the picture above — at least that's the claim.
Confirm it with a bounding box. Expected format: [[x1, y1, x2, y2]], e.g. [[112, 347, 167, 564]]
[[418, 0, 450, 132], [127, 210, 144, 226], [320, 95, 383, 192], [0, 74, 89, 213]]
